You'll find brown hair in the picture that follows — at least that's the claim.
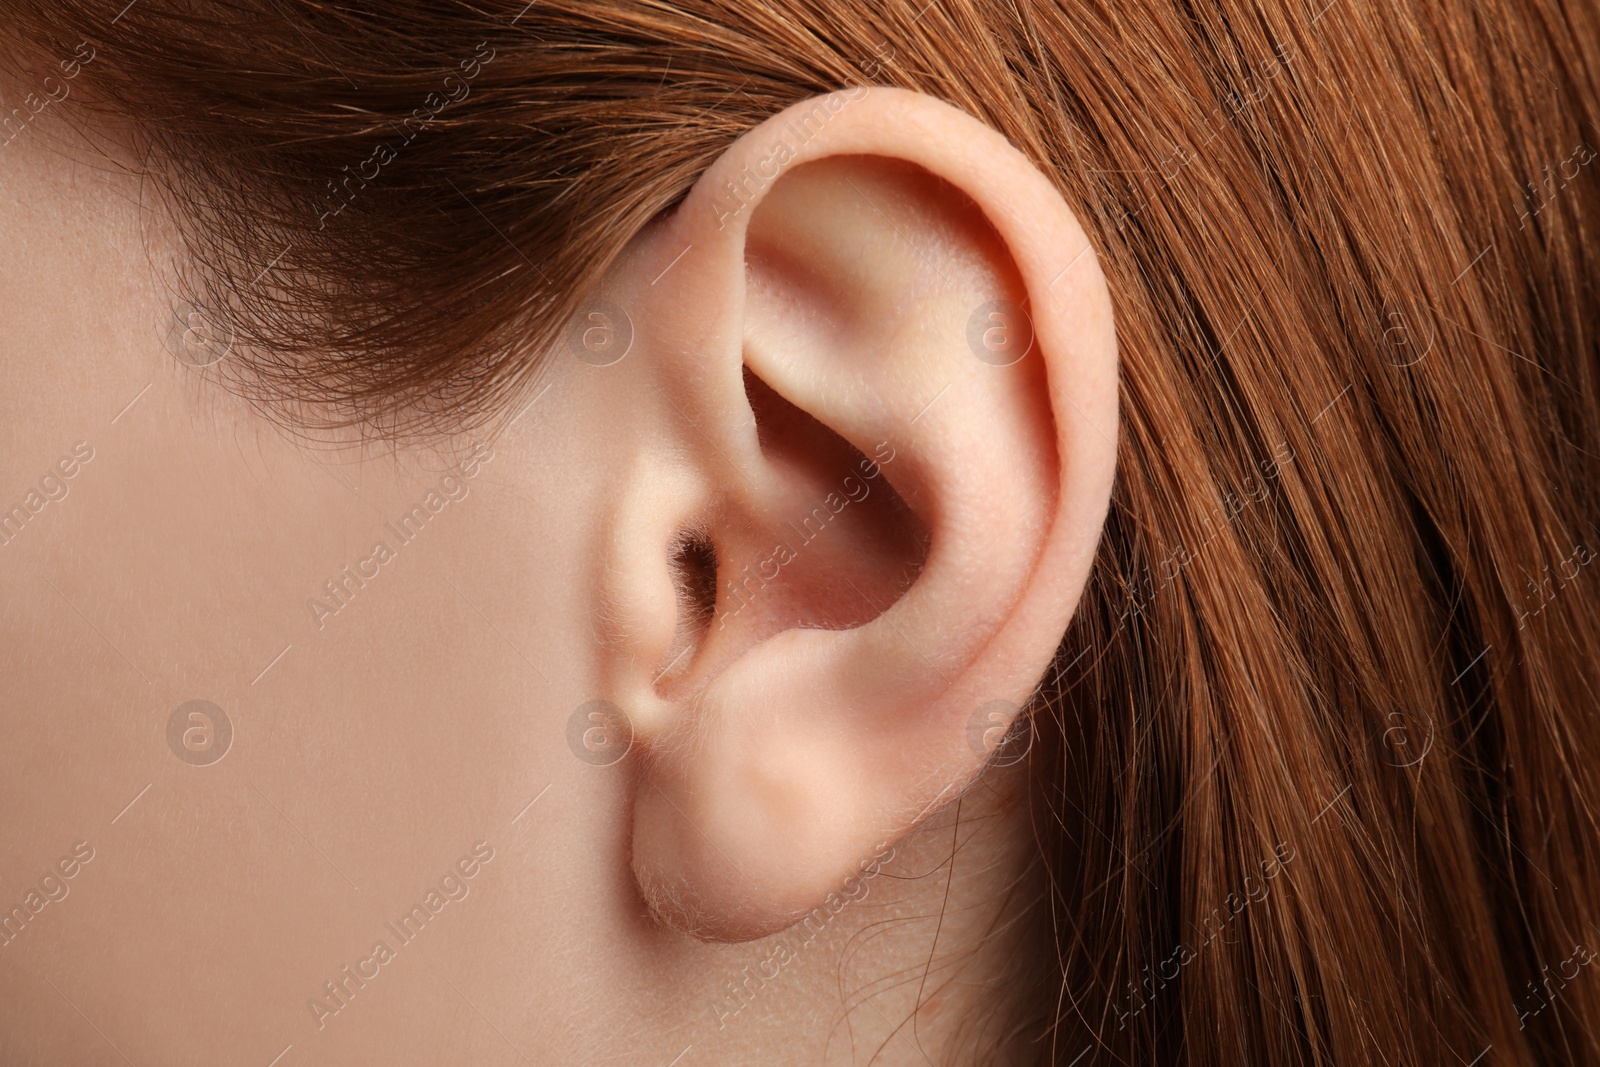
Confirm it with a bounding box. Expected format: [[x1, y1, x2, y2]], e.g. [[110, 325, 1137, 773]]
[[9, 0, 1600, 1062]]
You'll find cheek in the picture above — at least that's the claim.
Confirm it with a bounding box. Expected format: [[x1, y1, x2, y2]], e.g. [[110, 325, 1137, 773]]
[[0, 103, 742, 1056], [0, 177, 602, 1019]]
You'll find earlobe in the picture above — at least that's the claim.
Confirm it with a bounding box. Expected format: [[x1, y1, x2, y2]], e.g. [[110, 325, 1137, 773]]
[[593, 88, 1117, 941]]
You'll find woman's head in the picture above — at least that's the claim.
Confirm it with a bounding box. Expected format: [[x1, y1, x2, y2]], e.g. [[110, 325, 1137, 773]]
[[3, 0, 1599, 1063]]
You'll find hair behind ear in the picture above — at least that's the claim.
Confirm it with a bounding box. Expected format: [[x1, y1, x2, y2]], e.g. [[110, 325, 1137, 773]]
[[1012, 3, 1600, 1062]]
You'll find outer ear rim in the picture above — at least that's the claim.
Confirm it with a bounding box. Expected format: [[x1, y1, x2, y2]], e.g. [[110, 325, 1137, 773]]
[[682, 83, 1116, 572], [667, 86, 1118, 729]]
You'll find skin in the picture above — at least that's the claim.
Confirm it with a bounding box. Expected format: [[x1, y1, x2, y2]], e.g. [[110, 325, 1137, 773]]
[[0, 65, 1116, 1067]]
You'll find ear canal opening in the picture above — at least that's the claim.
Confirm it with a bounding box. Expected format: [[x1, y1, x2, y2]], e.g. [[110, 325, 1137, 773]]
[[657, 526, 718, 685]]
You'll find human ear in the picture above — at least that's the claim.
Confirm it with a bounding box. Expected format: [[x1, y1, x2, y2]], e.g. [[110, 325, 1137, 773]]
[[586, 87, 1116, 941]]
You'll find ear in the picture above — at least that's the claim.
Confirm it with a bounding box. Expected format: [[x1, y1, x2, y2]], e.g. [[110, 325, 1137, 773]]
[[587, 87, 1116, 941]]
